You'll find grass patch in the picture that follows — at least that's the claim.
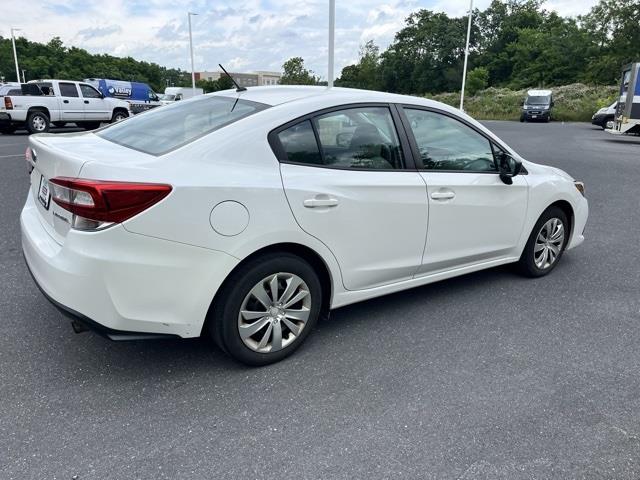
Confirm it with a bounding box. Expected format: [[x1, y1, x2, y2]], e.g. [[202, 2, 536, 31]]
[[426, 83, 618, 122]]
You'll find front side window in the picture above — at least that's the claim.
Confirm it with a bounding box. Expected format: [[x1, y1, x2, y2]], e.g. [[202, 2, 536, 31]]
[[98, 95, 267, 155], [79, 84, 101, 98], [314, 107, 404, 169], [59, 83, 79, 97], [404, 109, 496, 172]]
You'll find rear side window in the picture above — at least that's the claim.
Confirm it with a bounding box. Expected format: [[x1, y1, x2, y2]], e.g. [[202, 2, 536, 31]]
[[59, 83, 79, 97], [277, 121, 322, 165], [98, 96, 268, 155]]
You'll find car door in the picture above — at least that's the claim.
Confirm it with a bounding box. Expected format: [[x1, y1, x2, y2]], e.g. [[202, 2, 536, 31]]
[[57, 82, 85, 122], [79, 83, 110, 121], [399, 106, 528, 275], [274, 105, 428, 291]]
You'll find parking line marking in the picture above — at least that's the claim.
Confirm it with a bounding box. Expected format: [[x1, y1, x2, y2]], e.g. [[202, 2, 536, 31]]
[[0, 154, 23, 158]]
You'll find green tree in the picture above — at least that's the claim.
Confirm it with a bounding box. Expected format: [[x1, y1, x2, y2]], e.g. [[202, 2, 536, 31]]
[[280, 57, 318, 85], [466, 67, 489, 95], [336, 41, 382, 90]]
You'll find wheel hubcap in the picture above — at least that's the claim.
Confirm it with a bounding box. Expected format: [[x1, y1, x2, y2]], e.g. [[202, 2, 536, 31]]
[[238, 272, 311, 353], [534, 218, 565, 269], [33, 116, 46, 131]]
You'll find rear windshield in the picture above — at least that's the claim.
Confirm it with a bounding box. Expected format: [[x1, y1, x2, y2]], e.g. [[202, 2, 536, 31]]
[[97, 95, 268, 155]]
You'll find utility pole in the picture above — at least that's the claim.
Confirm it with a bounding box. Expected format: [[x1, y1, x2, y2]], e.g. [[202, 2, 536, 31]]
[[188, 12, 198, 90], [459, 0, 473, 111], [11, 28, 21, 83], [328, 0, 335, 88]]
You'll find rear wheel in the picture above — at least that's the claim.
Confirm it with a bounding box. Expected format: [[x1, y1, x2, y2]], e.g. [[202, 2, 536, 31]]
[[518, 206, 569, 277], [209, 253, 322, 366], [604, 117, 614, 130], [26, 111, 50, 134]]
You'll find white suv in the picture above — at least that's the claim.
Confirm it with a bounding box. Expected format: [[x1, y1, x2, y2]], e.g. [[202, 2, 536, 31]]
[[21, 86, 588, 365]]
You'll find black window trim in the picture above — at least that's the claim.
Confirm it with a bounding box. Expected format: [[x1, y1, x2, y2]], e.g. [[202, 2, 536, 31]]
[[268, 102, 419, 172], [397, 104, 524, 174]]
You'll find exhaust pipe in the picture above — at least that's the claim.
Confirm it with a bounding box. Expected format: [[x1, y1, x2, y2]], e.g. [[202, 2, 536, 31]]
[[71, 319, 89, 334]]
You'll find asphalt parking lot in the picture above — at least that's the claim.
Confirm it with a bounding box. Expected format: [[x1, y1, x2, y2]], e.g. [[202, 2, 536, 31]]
[[2, 122, 640, 479]]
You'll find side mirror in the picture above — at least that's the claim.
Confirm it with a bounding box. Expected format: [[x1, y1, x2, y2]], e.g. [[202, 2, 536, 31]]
[[520, 100, 524, 106], [551, 100, 555, 107], [497, 152, 522, 185]]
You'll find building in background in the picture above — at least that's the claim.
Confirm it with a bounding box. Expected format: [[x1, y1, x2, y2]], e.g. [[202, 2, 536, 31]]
[[194, 70, 281, 87]]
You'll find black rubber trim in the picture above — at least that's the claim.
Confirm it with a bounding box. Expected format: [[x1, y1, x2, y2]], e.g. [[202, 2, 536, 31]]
[[23, 253, 180, 341]]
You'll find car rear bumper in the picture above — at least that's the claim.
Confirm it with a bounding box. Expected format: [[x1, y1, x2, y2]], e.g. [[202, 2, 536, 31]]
[[21, 190, 239, 338]]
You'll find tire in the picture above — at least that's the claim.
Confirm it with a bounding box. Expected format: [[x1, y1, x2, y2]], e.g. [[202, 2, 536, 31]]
[[52, 122, 67, 128], [520, 115, 525, 123], [0, 126, 16, 134], [604, 117, 614, 130], [111, 110, 128, 123], [209, 253, 323, 366], [26, 111, 50, 134], [517, 206, 569, 277], [81, 122, 101, 131]]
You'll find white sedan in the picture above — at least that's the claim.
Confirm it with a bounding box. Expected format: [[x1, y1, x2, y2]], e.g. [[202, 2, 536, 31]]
[[21, 86, 588, 365]]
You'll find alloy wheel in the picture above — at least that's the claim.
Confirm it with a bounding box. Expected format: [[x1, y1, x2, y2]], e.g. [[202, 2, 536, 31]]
[[32, 115, 47, 131], [238, 273, 311, 353], [534, 218, 565, 269]]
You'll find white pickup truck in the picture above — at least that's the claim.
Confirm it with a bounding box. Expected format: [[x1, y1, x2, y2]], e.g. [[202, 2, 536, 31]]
[[0, 79, 131, 134]]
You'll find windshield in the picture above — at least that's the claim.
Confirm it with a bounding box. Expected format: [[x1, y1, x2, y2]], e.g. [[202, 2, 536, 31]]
[[98, 95, 268, 155], [162, 94, 176, 101], [526, 96, 550, 105]]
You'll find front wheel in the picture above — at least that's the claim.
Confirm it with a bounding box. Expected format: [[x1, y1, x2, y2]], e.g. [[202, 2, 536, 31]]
[[210, 253, 322, 366], [517, 206, 569, 277], [26, 111, 50, 134]]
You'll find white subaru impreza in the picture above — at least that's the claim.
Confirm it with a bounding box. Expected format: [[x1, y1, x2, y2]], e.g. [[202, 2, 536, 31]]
[[21, 86, 588, 365]]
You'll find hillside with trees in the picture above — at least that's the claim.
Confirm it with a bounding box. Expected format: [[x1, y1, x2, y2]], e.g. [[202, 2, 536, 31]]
[[334, 0, 639, 94]]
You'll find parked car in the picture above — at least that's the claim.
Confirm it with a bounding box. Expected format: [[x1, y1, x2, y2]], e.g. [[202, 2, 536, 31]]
[[84, 78, 162, 114], [591, 101, 617, 130], [0, 79, 130, 134], [21, 86, 588, 365], [520, 89, 554, 122]]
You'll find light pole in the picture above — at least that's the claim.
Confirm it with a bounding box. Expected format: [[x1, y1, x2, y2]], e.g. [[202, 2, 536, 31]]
[[459, 0, 473, 111], [11, 28, 21, 84], [328, 0, 335, 88], [188, 12, 198, 90]]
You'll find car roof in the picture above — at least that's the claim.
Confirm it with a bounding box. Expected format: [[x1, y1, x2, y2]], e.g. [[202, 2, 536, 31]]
[[213, 85, 459, 113], [527, 89, 552, 96]]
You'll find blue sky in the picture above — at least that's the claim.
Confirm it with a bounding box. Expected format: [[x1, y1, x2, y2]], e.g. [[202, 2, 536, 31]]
[[2, 0, 598, 78]]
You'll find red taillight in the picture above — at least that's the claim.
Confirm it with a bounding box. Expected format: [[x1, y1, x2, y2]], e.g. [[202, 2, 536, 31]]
[[4, 97, 13, 110], [49, 177, 172, 227]]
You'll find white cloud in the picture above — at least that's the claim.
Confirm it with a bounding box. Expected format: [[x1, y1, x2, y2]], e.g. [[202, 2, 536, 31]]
[[1, 0, 598, 81]]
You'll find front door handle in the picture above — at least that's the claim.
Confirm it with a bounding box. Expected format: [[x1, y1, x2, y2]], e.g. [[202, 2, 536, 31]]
[[430, 191, 455, 200], [303, 196, 339, 208], [84, 100, 89, 104], [63, 100, 69, 104]]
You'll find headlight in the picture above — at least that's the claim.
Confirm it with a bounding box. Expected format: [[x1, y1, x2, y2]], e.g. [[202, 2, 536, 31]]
[[574, 181, 585, 196]]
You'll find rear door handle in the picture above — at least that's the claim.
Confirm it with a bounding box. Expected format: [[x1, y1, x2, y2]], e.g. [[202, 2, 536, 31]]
[[303, 196, 339, 208], [430, 191, 455, 200], [63, 100, 69, 104], [84, 100, 89, 104]]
